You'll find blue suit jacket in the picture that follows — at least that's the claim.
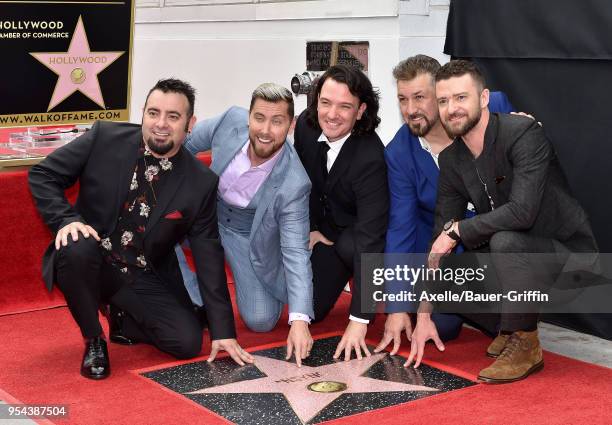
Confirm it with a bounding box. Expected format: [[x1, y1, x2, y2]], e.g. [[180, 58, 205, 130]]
[[184, 107, 314, 318], [384, 92, 514, 312]]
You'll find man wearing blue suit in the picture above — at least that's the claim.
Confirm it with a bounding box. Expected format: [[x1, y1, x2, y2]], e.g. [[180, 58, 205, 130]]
[[177, 83, 314, 366], [374, 55, 514, 356]]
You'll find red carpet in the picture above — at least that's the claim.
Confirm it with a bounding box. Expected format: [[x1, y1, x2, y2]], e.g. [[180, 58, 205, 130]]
[[0, 291, 610, 425]]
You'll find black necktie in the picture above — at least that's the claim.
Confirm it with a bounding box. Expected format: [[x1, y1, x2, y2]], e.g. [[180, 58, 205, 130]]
[[320, 142, 330, 179]]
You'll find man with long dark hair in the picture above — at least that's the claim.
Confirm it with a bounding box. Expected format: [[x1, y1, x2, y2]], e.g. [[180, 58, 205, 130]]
[[294, 65, 389, 360]]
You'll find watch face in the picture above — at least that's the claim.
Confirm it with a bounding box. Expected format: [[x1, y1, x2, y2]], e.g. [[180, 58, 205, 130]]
[[444, 220, 453, 231]]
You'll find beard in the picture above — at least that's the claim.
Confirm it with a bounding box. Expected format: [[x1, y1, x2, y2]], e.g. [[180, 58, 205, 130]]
[[406, 113, 433, 137], [249, 136, 278, 161], [146, 137, 175, 156], [442, 109, 481, 139]]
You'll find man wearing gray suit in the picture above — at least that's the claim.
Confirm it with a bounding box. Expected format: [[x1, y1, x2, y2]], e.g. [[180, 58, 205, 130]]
[[177, 83, 314, 366], [406, 60, 598, 383]]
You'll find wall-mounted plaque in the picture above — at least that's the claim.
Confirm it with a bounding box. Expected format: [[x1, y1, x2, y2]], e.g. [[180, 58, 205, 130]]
[[306, 41, 369, 73], [0, 0, 135, 127]]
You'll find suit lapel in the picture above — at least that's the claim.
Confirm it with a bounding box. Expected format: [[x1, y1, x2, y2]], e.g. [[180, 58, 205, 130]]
[[112, 132, 141, 232], [409, 131, 440, 190], [326, 134, 358, 190], [250, 143, 290, 238], [211, 127, 246, 175], [456, 139, 487, 212], [144, 150, 186, 238]]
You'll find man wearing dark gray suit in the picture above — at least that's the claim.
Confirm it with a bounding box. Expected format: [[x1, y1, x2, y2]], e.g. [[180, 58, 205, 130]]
[[406, 60, 598, 384]]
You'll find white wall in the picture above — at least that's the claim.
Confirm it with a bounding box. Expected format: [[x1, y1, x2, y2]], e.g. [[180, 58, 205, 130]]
[[131, 0, 450, 144]]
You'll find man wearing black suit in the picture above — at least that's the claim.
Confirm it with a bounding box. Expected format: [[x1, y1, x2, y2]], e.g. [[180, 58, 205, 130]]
[[294, 65, 389, 361], [406, 61, 598, 383], [29, 79, 252, 380]]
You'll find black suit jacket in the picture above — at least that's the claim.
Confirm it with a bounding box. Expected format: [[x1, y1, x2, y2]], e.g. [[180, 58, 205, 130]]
[[434, 113, 592, 250], [28, 120, 235, 340], [294, 111, 389, 319]]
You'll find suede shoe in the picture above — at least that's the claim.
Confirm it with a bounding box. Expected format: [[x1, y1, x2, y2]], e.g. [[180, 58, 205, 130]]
[[486, 333, 510, 358], [81, 336, 110, 380], [478, 330, 544, 384]]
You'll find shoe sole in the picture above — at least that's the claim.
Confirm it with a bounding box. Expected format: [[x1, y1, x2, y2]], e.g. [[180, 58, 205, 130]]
[[477, 360, 544, 384], [80, 370, 110, 380], [109, 335, 138, 346]]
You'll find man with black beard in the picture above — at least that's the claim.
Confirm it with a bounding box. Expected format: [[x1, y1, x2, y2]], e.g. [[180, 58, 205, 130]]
[[405, 60, 598, 384], [29, 79, 252, 380]]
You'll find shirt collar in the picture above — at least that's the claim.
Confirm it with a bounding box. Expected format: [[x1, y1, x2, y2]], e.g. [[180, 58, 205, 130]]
[[241, 139, 285, 172], [317, 131, 351, 153], [418, 136, 437, 156]]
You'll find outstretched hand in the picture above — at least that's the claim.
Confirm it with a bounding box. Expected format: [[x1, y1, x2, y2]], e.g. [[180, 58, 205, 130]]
[[333, 320, 370, 361], [404, 314, 445, 368], [208, 338, 254, 366], [374, 312, 412, 356], [286, 320, 314, 367]]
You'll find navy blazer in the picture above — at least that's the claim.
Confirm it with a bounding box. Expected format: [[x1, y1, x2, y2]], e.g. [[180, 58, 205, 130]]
[[384, 92, 514, 312]]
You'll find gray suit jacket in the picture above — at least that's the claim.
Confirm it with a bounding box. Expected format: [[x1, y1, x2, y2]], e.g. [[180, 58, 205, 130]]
[[433, 113, 590, 250], [185, 106, 313, 318]]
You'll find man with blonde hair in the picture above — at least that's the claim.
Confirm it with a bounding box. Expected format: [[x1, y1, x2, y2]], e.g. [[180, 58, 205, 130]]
[[177, 83, 314, 366]]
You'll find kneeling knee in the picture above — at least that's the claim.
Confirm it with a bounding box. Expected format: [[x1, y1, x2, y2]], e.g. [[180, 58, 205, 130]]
[[242, 315, 278, 333], [169, 332, 202, 359], [489, 231, 526, 253], [59, 236, 100, 263]]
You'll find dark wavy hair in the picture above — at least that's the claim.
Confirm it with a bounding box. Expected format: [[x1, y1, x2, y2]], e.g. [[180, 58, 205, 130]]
[[306, 65, 380, 135], [145, 78, 196, 120], [435, 60, 486, 92]]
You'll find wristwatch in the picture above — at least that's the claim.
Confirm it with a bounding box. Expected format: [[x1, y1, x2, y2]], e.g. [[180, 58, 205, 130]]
[[443, 219, 461, 241]]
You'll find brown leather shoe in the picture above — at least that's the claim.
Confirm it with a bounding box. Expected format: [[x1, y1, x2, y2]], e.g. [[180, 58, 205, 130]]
[[486, 333, 510, 358], [478, 330, 544, 384]]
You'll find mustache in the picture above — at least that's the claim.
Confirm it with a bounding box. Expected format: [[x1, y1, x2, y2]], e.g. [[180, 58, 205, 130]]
[[448, 112, 467, 120], [408, 113, 426, 121]]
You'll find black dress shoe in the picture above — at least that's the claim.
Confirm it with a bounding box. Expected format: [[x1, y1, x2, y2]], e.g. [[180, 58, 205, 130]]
[[81, 336, 110, 380], [107, 305, 138, 345]]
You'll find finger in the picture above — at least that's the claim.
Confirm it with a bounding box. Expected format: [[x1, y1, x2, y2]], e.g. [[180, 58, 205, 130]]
[[374, 334, 391, 353], [61, 228, 69, 247], [333, 340, 345, 359], [286, 340, 294, 361], [308, 240, 315, 250], [414, 339, 425, 369], [300, 341, 309, 360], [322, 237, 334, 246], [360, 340, 371, 357], [207, 345, 219, 363], [344, 344, 352, 362], [227, 346, 245, 366], [239, 348, 254, 364], [55, 231, 62, 250], [86, 226, 101, 241], [295, 350, 302, 368], [432, 334, 446, 352], [405, 339, 417, 367], [70, 225, 79, 242], [406, 328, 412, 342], [390, 334, 401, 356]]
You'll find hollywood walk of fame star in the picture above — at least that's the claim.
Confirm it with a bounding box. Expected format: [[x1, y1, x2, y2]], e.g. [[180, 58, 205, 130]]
[[30, 15, 124, 111], [187, 353, 438, 424]]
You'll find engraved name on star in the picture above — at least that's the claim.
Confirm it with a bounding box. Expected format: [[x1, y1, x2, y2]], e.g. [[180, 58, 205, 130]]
[[187, 353, 438, 424], [30, 15, 124, 111]]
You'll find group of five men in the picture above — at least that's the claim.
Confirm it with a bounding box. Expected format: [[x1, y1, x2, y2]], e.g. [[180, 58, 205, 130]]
[[29, 55, 596, 386]]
